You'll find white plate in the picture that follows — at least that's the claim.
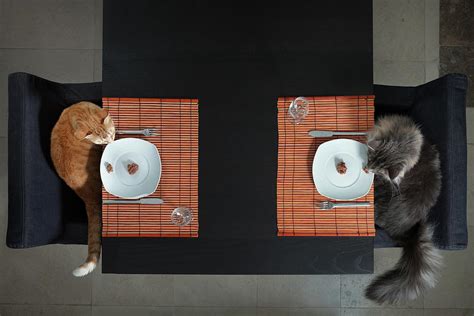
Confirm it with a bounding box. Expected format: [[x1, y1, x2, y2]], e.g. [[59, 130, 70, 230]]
[[312, 139, 374, 200], [100, 138, 161, 199]]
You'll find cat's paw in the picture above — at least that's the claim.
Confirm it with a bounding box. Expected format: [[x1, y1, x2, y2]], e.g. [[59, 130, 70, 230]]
[[72, 261, 97, 277]]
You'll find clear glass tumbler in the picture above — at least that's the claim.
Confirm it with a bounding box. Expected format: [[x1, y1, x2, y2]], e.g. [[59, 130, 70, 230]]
[[288, 96, 309, 124], [171, 207, 193, 226]]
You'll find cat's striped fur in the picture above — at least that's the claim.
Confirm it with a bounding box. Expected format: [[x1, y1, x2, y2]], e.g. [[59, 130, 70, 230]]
[[51, 102, 115, 277]]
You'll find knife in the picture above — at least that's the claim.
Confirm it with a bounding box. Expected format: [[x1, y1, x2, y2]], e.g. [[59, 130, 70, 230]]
[[308, 130, 368, 137], [103, 198, 164, 205]]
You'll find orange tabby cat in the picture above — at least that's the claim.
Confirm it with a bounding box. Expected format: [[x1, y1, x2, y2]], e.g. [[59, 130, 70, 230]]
[[51, 102, 115, 277]]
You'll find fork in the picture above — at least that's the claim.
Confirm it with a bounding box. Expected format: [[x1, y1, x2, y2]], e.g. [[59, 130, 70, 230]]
[[116, 128, 158, 136], [319, 201, 371, 210]]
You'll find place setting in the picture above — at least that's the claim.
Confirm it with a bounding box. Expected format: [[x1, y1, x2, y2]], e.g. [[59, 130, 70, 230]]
[[101, 97, 199, 237], [277, 95, 375, 237]]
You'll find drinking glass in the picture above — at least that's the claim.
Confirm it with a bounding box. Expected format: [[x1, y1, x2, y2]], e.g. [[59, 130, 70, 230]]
[[171, 207, 193, 226], [288, 96, 309, 124]]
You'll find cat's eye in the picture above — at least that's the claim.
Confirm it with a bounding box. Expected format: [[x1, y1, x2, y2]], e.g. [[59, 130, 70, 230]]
[[85, 131, 93, 137]]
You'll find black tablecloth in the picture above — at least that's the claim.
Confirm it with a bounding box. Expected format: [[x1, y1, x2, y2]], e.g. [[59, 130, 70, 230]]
[[102, 0, 374, 274]]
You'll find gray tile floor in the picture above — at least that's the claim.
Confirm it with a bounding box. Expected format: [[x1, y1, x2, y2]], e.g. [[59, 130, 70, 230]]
[[0, 0, 473, 315], [440, 0, 474, 107]]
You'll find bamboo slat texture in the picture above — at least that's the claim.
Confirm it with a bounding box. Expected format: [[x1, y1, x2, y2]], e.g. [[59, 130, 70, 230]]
[[102, 98, 199, 238], [277, 96, 375, 237]]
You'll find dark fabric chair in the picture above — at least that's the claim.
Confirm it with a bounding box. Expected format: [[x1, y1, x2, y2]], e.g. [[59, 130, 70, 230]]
[[6, 72, 468, 251], [7, 72, 102, 248], [374, 74, 468, 250]]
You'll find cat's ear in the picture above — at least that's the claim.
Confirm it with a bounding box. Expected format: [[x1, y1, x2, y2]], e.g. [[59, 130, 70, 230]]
[[99, 108, 111, 124], [387, 165, 402, 180], [99, 108, 109, 119], [71, 117, 91, 139], [102, 114, 113, 126], [74, 124, 92, 140]]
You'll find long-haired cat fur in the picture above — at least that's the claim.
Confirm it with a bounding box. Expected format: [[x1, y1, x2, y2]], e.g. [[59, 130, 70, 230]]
[[365, 114, 442, 304], [51, 102, 115, 277]]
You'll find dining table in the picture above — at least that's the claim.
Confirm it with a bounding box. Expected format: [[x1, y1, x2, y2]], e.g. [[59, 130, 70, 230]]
[[101, 0, 375, 274]]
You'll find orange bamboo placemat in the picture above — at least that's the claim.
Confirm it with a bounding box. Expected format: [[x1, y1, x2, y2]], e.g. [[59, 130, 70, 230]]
[[101, 97, 199, 238], [277, 96, 375, 237]]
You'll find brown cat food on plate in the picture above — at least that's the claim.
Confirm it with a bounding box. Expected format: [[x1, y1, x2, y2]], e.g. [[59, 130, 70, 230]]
[[336, 161, 347, 174], [127, 162, 139, 175], [105, 162, 113, 173]]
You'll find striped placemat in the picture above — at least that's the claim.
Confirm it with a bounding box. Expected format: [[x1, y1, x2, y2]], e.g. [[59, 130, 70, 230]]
[[277, 96, 375, 237], [102, 98, 199, 238]]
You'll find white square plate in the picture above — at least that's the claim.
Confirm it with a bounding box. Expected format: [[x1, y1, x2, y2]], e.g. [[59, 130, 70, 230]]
[[100, 138, 161, 199], [312, 138, 374, 200]]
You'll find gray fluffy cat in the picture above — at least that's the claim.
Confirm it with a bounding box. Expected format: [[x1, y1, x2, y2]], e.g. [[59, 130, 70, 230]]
[[365, 115, 443, 304]]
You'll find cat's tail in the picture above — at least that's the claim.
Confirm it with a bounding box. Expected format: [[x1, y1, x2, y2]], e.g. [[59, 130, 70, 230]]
[[72, 204, 101, 277], [72, 260, 97, 277], [365, 222, 442, 305]]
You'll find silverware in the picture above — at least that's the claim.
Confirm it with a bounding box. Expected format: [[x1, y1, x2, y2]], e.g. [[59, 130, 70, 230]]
[[308, 130, 367, 138], [319, 201, 370, 210], [116, 128, 158, 136], [103, 198, 164, 205]]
